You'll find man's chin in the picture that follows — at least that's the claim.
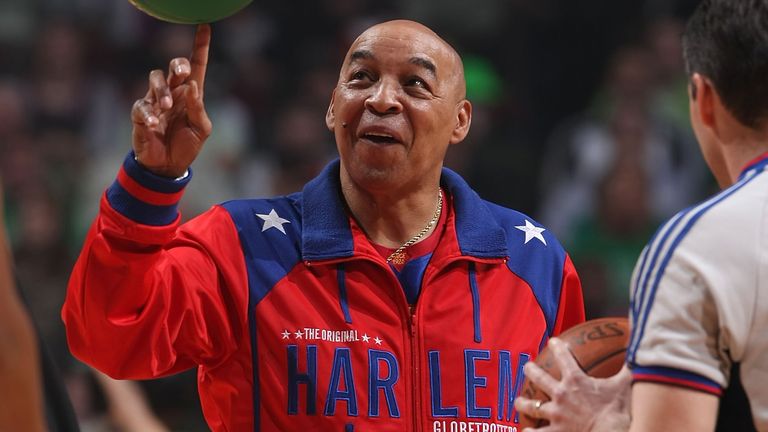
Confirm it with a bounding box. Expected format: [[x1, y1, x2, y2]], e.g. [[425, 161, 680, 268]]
[[347, 162, 406, 191]]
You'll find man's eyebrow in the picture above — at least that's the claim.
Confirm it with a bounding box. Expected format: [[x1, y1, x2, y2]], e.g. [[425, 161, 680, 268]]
[[349, 50, 437, 77], [349, 50, 374, 64], [410, 57, 436, 77]]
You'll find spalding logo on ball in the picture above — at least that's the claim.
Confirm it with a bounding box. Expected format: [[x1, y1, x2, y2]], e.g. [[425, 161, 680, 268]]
[[129, 0, 253, 24]]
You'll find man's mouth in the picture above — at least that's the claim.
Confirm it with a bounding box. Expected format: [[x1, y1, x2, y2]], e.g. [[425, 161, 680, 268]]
[[362, 132, 400, 144]]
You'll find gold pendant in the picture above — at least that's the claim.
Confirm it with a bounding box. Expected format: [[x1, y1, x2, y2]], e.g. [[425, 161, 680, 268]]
[[389, 251, 407, 265]]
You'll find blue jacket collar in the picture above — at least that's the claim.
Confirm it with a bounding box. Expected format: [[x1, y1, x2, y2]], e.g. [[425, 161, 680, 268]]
[[301, 159, 508, 261]]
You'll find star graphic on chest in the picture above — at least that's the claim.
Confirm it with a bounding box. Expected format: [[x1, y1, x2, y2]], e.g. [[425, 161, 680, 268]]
[[374, 336, 383, 346], [281, 330, 291, 340], [515, 219, 547, 246], [256, 209, 291, 234], [294, 330, 304, 339], [361, 334, 370, 343]]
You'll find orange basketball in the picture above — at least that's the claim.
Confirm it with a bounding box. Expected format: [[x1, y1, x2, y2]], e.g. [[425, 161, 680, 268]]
[[518, 317, 629, 429]]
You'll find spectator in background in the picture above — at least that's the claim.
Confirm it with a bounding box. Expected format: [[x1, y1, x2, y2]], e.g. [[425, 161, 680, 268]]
[[567, 158, 658, 318], [646, 17, 691, 132], [539, 43, 707, 244]]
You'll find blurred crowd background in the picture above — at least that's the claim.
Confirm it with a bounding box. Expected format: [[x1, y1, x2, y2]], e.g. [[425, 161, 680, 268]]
[[0, 0, 714, 430]]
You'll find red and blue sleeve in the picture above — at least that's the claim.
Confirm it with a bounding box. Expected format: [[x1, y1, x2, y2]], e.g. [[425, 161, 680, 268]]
[[551, 254, 585, 336], [62, 152, 249, 379]]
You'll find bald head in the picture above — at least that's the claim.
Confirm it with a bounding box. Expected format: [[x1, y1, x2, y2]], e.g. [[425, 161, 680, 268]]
[[342, 20, 466, 101]]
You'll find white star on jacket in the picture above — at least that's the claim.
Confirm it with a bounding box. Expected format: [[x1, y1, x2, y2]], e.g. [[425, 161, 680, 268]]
[[515, 219, 547, 246], [256, 209, 291, 234]]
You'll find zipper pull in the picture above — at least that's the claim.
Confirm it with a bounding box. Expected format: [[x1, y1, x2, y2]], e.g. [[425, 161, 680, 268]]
[[409, 304, 417, 336]]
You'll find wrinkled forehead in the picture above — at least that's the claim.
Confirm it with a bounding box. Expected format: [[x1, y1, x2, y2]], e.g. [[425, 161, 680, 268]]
[[344, 24, 458, 75]]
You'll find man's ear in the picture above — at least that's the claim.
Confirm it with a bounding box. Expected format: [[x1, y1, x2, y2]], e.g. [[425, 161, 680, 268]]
[[326, 89, 336, 132], [449, 99, 472, 144], [692, 73, 717, 131], [692, 72, 741, 143]]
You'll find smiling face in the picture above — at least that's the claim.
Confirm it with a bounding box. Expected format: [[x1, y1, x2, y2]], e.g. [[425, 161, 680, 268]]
[[326, 20, 472, 193]]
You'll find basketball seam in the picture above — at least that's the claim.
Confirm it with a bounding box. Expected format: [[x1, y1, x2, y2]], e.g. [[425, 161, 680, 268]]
[[581, 348, 627, 373]]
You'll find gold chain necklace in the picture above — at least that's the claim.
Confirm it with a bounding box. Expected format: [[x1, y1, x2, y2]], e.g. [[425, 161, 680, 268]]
[[387, 189, 443, 265]]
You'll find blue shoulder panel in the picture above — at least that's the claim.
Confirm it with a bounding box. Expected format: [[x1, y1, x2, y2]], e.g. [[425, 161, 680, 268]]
[[485, 202, 566, 337], [221, 194, 303, 305]]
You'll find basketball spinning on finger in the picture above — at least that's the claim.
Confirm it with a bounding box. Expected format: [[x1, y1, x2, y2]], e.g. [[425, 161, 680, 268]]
[[128, 0, 253, 24]]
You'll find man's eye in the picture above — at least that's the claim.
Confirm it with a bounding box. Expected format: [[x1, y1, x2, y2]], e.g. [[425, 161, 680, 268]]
[[351, 71, 372, 81], [406, 77, 428, 89]]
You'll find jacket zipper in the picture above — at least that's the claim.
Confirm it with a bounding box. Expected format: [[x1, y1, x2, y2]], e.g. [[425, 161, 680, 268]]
[[409, 303, 420, 432]]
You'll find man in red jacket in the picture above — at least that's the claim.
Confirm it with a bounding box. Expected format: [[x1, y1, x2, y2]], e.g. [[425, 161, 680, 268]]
[[64, 20, 584, 431]]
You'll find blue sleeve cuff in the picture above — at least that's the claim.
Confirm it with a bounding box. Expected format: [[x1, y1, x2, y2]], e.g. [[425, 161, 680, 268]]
[[105, 151, 193, 226]]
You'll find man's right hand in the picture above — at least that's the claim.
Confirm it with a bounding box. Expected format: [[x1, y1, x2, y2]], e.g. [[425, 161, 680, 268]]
[[514, 338, 632, 432], [131, 24, 213, 178]]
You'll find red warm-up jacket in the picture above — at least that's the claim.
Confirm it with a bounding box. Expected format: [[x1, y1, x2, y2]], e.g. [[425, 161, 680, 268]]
[[63, 154, 584, 431]]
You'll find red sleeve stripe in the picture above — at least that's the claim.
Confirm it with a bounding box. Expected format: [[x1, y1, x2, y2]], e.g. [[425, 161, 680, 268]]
[[117, 166, 185, 206], [633, 373, 723, 396]]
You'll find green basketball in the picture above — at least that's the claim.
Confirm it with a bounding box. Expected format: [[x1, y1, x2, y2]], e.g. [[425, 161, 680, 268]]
[[128, 0, 253, 24]]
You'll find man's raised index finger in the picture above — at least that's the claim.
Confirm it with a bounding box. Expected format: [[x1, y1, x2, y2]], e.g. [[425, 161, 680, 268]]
[[190, 24, 211, 95]]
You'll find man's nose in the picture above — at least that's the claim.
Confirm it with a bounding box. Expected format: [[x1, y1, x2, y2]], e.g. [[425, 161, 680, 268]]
[[364, 79, 403, 115]]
